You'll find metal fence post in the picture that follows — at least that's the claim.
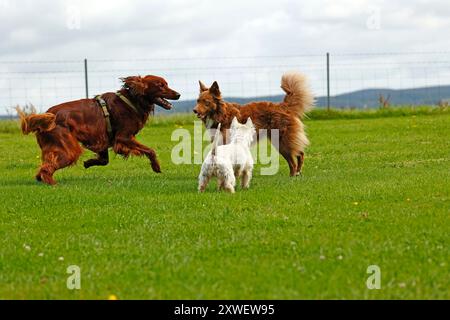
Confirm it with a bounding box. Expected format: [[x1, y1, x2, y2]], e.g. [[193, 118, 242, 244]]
[[84, 58, 89, 99], [326, 52, 330, 111]]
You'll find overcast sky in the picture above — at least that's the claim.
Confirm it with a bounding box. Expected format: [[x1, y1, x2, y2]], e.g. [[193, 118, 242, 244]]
[[0, 0, 449, 113], [1, 0, 449, 60]]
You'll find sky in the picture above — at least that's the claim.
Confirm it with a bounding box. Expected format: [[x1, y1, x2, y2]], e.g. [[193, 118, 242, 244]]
[[0, 0, 449, 113]]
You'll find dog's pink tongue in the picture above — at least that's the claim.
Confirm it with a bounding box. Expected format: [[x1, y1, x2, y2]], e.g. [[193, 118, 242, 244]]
[[155, 97, 172, 109]]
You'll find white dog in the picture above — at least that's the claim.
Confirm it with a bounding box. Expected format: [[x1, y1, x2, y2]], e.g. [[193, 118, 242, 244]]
[[198, 117, 256, 193]]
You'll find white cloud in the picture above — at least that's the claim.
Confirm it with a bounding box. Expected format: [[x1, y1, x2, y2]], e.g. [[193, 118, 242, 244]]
[[1, 0, 449, 60], [0, 0, 449, 113]]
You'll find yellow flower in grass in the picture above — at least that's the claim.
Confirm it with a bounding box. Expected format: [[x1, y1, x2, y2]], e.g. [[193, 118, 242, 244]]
[[108, 294, 118, 300]]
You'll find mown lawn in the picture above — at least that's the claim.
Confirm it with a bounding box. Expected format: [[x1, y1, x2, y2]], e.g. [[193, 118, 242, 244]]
[[0, 111, 448, 299]]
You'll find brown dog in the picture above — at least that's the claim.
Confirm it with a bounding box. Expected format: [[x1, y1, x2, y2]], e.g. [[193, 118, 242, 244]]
[[17, 75, 180, 185], [193, 72, 314, 176]]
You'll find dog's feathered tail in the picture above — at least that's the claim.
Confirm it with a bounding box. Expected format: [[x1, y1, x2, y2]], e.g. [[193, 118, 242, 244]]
[[15, 105, 56, 135], [211, 123, 222, 158], [281, 72, 314, 119]]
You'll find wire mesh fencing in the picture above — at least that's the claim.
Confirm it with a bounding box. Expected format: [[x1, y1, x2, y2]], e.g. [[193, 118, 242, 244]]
[[1, 51, 450, 116]]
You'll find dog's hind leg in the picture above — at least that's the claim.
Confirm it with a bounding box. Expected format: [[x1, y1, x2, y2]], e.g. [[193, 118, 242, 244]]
[[280, 151, 298, 177], [223, 182, 235, 193], [36, 161, 57, 185], [36, 130, 83, 185], [296, 151, 305, 175], [37, 150, 81, 185], [275, 137, 298, 177], [217, 177, 225, 191], [241, 169, 253, 189], [222, 169, 236, 193], [84, 150, 109, 169], [198, 174, 211, 193]]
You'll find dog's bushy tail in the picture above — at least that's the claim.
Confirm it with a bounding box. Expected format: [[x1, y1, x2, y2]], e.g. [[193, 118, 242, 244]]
[[281, 72, 314, 118], [15, 105, 56, 135], [211, 123, 222, 158]]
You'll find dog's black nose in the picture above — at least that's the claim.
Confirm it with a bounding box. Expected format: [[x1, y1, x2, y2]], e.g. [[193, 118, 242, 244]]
[[175, 93, 181, 100], [193, 109, 198, 114]]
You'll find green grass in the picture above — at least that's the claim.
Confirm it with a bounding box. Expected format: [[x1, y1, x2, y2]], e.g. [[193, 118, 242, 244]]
[[308, 105, 450, 120], [0, 110, 449, 299]]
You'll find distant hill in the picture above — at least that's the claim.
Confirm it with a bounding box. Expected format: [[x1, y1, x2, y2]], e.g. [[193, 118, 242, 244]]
[[316, 86, 450, 108], [2, 85, 449, 118], [164, 85, 450, 113]]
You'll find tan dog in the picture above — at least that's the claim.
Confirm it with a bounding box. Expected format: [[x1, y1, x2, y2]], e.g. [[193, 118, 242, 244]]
[[193, 72, 314, 176]]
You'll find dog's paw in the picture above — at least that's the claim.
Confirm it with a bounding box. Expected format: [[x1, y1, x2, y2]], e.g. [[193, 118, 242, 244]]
[[151, 162, 161, 173]]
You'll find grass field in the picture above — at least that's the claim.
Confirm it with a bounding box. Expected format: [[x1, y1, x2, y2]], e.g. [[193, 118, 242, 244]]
[[0, 109, 449, 299]]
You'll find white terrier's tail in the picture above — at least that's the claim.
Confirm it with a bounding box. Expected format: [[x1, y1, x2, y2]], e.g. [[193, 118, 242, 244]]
[[211, 123, 222, 158], [281, 72, 315, 119]]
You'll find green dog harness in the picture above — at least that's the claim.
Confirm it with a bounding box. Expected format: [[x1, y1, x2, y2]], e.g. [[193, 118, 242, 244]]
[[116, 92, 143, 117], [95, 93, 141, 142], [95, 95, 113, 141]]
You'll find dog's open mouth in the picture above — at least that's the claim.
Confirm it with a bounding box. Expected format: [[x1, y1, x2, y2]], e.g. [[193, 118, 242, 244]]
[[154, 97, 173, 110], [195, 113, 206, 120]]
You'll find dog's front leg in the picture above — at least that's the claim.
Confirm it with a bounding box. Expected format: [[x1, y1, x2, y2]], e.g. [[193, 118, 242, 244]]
[[113, 136, 161, 173]]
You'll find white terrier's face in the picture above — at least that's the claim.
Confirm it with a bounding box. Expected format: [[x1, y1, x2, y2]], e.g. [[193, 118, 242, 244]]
[[230, 117, 256, 146]]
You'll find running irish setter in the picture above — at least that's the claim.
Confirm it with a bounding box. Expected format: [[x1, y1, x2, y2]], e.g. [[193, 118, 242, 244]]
[[17, 75, 180, 185]]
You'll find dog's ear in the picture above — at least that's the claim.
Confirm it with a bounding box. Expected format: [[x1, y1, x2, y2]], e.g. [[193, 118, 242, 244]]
[[231, 117, 239, 128], [209, 81, 221, 97], [199, 81, 208, 92], [121, 76, 148, 95], [246, 117, 256, 136]]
